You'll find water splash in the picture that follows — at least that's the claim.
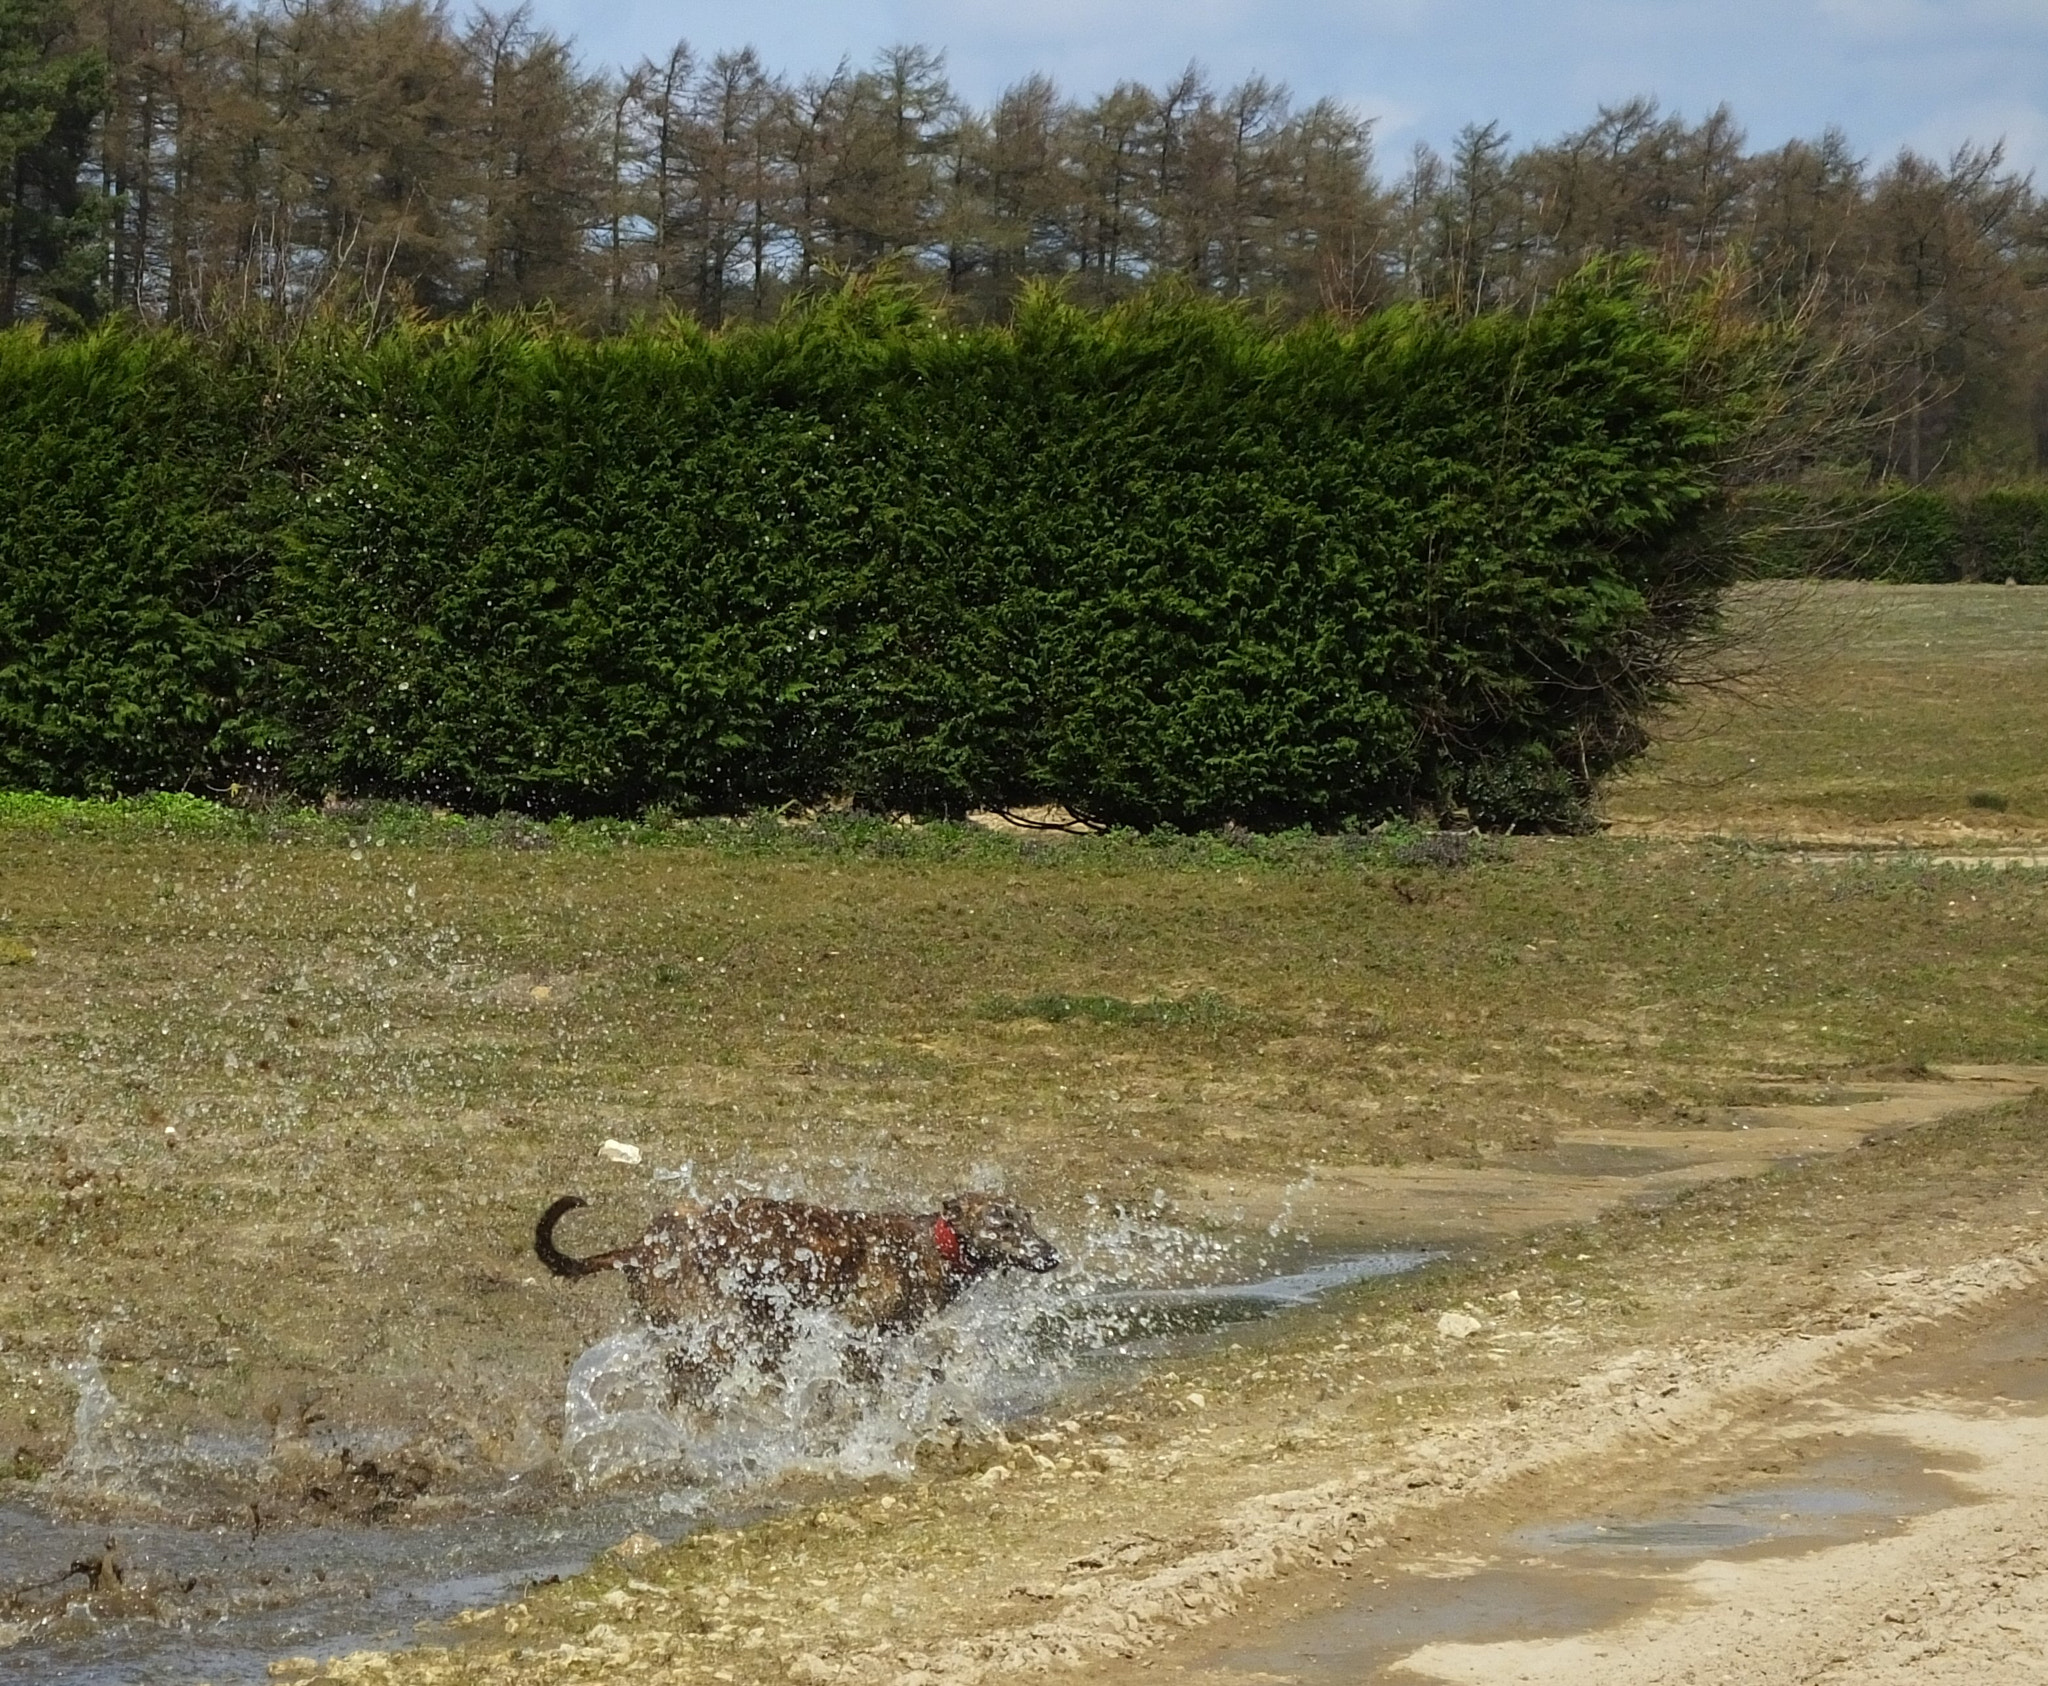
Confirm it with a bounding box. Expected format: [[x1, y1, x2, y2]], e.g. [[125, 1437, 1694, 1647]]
[[564, 1331, 696, 1488], [55, 1343, 133, 1497], [563, 1264, 1069, 1491], [10, 1213, 1435, 1685], [559, 1207, 1421, 1492]]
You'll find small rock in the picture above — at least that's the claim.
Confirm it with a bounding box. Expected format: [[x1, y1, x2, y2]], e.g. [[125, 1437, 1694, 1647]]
[[608, 1530, 662, 1560], [268, 1661, 320, 1680], [1437, 1311, 1482, 1340], [600, 1139, 643, 1165]]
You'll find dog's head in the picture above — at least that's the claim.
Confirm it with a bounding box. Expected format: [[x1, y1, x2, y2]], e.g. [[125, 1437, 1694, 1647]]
[[940, 1192, 1060, 1274]]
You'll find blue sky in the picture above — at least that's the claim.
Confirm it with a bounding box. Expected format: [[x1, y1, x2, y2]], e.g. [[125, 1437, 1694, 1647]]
[[523, 0, 2048, 181]]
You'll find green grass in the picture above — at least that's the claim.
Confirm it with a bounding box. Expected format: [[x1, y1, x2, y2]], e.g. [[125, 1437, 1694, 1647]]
[[978, 990, 1247, 1030], [0, 789, 237, 832], [0, 790, 1462, 870], [1604, 583, 2048, 838]]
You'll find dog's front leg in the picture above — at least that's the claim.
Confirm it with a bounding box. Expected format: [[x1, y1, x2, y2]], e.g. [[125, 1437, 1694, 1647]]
[[837, 1338, 885, 1391]]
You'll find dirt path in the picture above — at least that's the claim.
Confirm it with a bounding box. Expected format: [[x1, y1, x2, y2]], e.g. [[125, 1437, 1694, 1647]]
[[1146, 1259, 2048, 1686], [1390, 1400, 2048, 1685], [1189, 1066, 2047, 1247]]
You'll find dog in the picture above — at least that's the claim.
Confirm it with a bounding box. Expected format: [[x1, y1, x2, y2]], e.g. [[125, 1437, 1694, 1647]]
[[535, 1190, 1059, 1400]]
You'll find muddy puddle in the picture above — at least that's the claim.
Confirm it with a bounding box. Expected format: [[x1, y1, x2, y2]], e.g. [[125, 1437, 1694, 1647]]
[[1202, 1436, 1970, 1683], [0, 1228, 1433, 1686], [0, 1497, 626, 1686]]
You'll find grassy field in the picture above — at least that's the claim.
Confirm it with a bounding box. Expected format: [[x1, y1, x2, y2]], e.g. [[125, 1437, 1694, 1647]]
[[1604, 583, 2048, 840], [1, 585, 2045, 1501]]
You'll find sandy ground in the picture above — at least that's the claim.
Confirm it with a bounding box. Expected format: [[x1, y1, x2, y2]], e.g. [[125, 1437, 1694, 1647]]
[[1391, 1399, 2048, 1685], [1149, 1262, 2048, 1686], [1599, 818, 2048, 849]]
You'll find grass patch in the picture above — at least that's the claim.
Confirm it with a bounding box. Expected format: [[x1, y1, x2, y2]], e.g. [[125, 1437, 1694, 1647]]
[[0, 789, 240, 833], [978, 991, 1244, 1030], [1605, 583, 2048, 838], [0, 792, 1480, 874]]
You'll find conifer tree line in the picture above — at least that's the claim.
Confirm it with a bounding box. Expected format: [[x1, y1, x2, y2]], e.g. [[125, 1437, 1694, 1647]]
[[4, 0, 2046, 475]]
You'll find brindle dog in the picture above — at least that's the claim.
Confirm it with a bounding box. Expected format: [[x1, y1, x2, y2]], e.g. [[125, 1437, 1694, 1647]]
[[535, 1191, 1058, 1400]]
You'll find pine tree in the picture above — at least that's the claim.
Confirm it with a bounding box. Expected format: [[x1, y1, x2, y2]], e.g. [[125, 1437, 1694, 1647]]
[[0, 0, 104, 324]]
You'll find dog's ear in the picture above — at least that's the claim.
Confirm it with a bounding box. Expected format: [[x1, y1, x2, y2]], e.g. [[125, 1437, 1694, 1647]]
[[941, 1191, 998, 1225]]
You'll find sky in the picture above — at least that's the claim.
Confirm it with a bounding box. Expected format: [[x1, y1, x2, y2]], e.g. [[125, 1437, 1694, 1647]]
[[520, 0, 2048, 182]]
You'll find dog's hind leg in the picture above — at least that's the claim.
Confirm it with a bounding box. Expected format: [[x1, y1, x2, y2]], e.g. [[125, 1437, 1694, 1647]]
[[660, 1317, 748, 1414], [662, 1346, 717, 1414]]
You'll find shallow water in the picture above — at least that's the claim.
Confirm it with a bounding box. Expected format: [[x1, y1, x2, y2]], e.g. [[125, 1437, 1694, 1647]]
[[0, 1498, 623, 1686], [1, 1226, 1432, 1686], [1069, 1250, 1435, 1352]]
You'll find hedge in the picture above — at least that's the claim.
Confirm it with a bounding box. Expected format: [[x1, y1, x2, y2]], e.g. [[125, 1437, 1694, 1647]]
[[1742, 484, 2048, 583], [0, 272, 1759, 830]]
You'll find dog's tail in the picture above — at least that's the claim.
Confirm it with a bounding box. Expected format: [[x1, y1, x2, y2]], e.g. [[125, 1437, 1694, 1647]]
[[535, 1195, 628, 1278]]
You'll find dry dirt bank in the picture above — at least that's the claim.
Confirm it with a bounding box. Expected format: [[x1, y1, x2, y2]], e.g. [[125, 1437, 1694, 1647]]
[[275, 1085, 2048, 1686], [1148, 1236, 2048, 1685]]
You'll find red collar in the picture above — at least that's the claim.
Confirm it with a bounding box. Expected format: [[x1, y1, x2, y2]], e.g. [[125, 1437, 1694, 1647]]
[[932, 1215, 965, 1269]]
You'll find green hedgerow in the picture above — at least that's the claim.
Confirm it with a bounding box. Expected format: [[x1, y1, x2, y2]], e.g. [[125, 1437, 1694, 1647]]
[[1, 267, 1766, 831]]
